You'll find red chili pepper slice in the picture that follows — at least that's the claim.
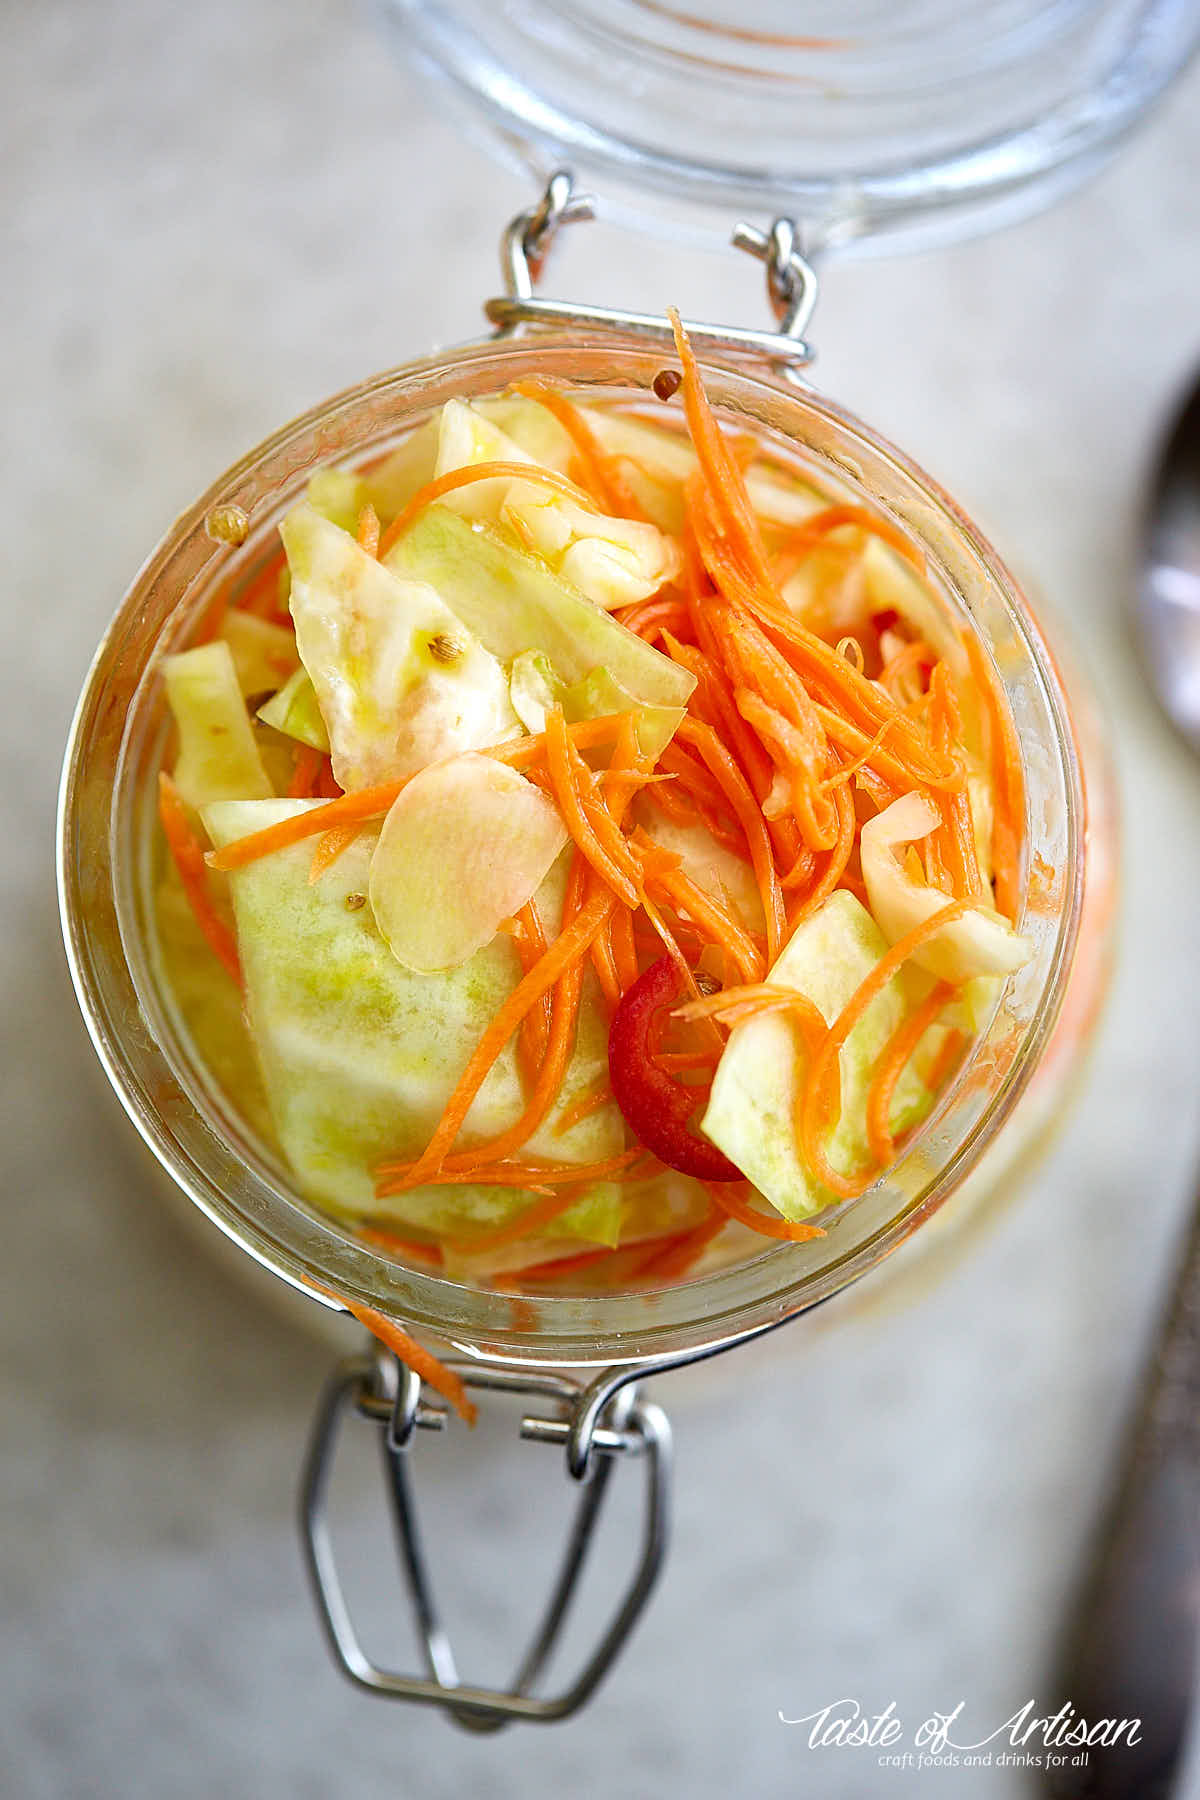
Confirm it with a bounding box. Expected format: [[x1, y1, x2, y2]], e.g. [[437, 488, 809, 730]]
[[607, 958, 742, 1181]]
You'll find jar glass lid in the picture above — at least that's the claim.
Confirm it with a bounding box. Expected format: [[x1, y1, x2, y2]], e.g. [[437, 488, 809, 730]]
[[384, 0, 1200, 252]]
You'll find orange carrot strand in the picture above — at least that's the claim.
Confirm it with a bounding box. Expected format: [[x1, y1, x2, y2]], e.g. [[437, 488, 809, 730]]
[[397, 888, 616, 1188], [553, 1073, 614, 1136], [287, 743, 325, 799], [676, 717, 786, 961], [376, 460, 600, 559], [158, 772, 242, 987], [772, 504, 925, 588], [701, 1179, 826, 1243], [355, 503, 381, 558], [962, 631, 1025, 921], [864, 981, 956, 1167], [337, 1296, 477, 1426], [513, 897, 553, 1085], [798, 898, 972, 1199], [512, 378, 650, 519], [308, 821, 363, 885]]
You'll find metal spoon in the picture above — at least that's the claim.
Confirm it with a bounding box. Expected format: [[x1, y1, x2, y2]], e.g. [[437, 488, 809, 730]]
[[1047, 374, 1200, 1797], [1135, 371, 1200, 753]]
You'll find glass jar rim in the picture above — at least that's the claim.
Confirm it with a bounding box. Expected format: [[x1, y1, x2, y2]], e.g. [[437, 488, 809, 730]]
[[57, 330, 1086, 1370]]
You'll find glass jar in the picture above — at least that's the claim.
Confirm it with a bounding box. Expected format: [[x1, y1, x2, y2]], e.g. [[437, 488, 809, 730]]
[[56, 238, 1114, 1716], [60, 327, 1099, 1360]]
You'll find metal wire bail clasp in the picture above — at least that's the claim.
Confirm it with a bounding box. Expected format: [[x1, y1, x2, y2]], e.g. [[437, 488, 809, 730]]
[[501, 168, 597, 300], [299, 1349, 672, 1729], [485, 169, 819, 381], [731, 218, 820, 370]]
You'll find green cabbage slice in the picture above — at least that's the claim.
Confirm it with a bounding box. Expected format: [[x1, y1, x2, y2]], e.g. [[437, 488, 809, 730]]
[[256, 666, 330, 752], [306, 466, 371, 535], [201, 802, 623, 1236], [701, 890, 943, 1220], [218, 611, 299, 697], [384, 508, 693, 757], [163, 641, 273, 810], [282, 503, 519, 790]]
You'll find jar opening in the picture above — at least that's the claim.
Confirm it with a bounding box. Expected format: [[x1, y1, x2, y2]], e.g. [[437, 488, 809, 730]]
[[58, 334, 1086, 1367]]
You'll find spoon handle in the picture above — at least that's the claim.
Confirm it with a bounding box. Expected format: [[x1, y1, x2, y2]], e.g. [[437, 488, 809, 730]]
[[1049, 1188, 1200, 1798]]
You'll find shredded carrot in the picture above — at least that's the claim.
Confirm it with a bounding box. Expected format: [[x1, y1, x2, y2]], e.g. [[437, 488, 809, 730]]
[[925, 661, 981, 901], [781, 840, 820, 903], [615, 596, 691, 639], [506, 1243, 623, 1284], [682, 446, 963, 792], [580, 770, 659, 894], [864, 981, 956, 1167], [553, 1073, 614, 1136], [606, 711, 652, 826], [628, 1204, 727, 1280], [207, 780, 404, 870], [650, 865, 764, 985], [879, 636, 934, 701], [157, 773, 242, 987], [337, 1295, 477, 1426], [925, 1025, 967, 1091], [681, 586, 803, 865], [450, 928, 589, 1167], [701, 1179, 826, 1243], [357, 1226, 444, 1267], [652, 1048, 722, 1073], [772, 504, 925, 588], [721, 610, 835, 847], [601, 767, 677, 798], [589, 928, 623, 1009], [787, 765, 856, 918], [962, 630, 1025, 921], [669, 310, 776, 593], [378, 1147, 644, 1196], [818, 715, 895, 792], [407, 853, 593, 1182], [595, 716, 650, 996], [809, 700, 925, 797], [656, 729, 738, 816], [376, 460, 600, 559], [395, 887, 616, 1189], [207, 715, 636, 871], [287, 743, 325, 799], [676, 978, 830, 1060], [608, 904, 640, 996], [513, 378, 649, 520], [355, 503, 380, 558], [308, 821, 363, 885], [234, 549, 291, 621], [676, 717, 786, 960], [441, 1158, 647, 1254], [636, 888, 709, 1012], [512, 897, 552, 1085], [641, 774, 702, 837], [675, 981, 837, 1121], [544, 707, 640, 906], [798, 898, 972, 1199]]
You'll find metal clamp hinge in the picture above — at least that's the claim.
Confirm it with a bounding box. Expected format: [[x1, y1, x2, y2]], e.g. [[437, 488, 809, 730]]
[[484, 169, 818, 382], [300, 1351, 671, 1729]]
